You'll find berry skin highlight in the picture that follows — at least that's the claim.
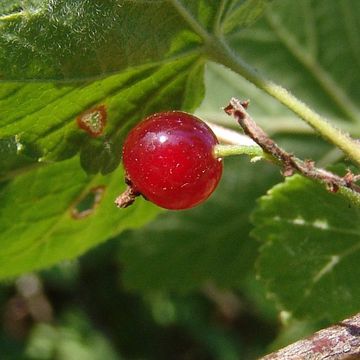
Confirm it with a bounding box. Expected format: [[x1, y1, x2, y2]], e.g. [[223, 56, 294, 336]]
[[121, 111, 223, 210]]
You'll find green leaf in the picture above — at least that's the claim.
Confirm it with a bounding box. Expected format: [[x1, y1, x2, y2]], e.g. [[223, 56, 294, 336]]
[[0, 56, 204, 175], [118, 158, 280, 293], [223, 0, 270, 34], [252, 175, 360, 321], [0, 0, 198, 81], [0, 0, 268, 81], [229, 0, 360, 123], [0, 157, 160, 279]]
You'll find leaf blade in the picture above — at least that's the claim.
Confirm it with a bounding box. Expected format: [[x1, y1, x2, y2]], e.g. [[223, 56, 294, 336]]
[[0, 54, 204, 174], [0, 157, 160, 279], [253, 175, 360, 321], [0, 0, 269, 81]]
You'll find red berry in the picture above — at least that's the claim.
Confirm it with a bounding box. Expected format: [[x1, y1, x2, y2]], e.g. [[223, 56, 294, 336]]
[[122, 111, 223, 210]]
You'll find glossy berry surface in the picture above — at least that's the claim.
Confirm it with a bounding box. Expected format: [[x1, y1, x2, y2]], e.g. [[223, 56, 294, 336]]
[[122, 111, 223, 210]]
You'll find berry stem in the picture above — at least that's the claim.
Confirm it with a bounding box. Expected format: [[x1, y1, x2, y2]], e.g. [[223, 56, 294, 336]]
[[214, 144, 264, 159]]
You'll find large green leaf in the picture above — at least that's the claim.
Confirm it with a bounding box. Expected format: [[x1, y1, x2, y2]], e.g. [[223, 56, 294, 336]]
[[118, 158, 280, 293], [252, 175, 360, 321], [0, 157, 159, 279]]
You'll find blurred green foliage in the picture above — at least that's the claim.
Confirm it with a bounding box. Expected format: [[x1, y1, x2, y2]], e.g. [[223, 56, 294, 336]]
[[0, 240, 281, 360]]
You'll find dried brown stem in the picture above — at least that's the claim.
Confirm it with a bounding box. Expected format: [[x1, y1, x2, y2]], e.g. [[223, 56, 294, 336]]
[[260, 312, 360, 360], [224, 98, 360, 194], [114, 184, 139, 208]]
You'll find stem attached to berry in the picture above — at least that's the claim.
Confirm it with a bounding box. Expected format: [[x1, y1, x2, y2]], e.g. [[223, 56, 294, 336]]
[[214, 144, 263, 159]]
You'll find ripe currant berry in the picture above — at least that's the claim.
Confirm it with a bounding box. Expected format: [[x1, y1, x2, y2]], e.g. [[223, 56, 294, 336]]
[[119, 111, 223, 210]]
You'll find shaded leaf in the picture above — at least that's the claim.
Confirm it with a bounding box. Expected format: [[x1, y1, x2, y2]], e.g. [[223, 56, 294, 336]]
[[0, 135, 38, 178]]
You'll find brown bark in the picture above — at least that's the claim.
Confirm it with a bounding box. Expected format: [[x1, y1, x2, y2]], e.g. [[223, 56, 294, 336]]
[[261, 313, 360, 360]]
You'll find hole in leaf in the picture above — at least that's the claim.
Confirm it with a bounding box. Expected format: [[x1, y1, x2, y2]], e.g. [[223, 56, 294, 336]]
[[71, 186, 105, 219], [77, 105, 107, 137]]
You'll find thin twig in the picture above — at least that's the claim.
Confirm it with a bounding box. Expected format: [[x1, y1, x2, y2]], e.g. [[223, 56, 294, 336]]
[[224, 98, 360, 194], [260, 312, 360, 360]]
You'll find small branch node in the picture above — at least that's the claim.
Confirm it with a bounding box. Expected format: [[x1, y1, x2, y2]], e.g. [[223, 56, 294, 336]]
[[326, 182, 339, 193], [282, 163, 295, 177], [240, 99, 250, 109]]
